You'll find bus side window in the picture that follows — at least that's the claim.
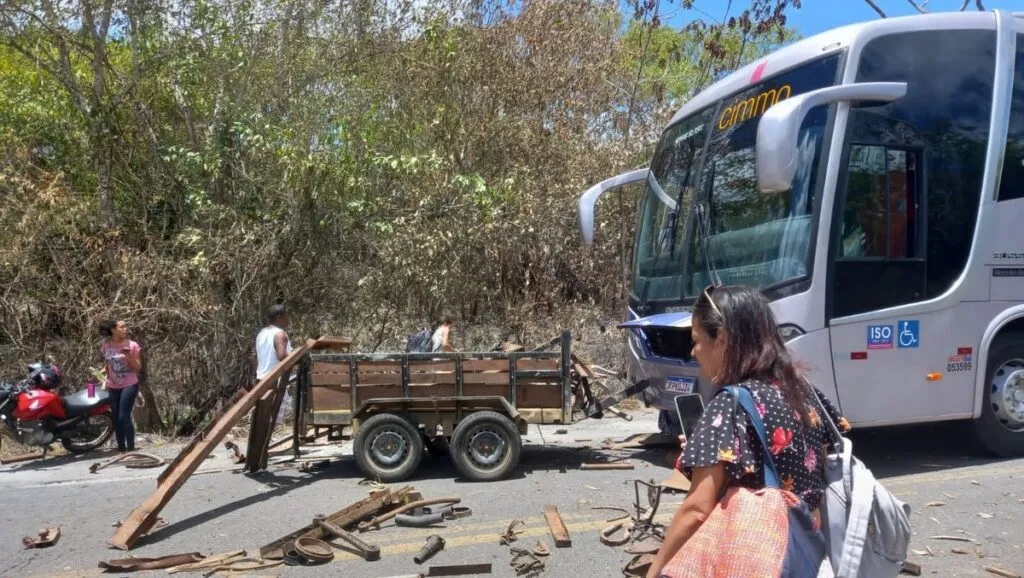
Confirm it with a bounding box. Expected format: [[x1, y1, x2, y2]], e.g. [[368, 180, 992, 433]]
[[1000, 34, 1024, 202], [828, 28, 995, 320]]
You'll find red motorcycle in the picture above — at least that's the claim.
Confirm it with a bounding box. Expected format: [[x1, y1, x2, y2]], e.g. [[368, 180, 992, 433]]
[[0, 363, 114, 455]]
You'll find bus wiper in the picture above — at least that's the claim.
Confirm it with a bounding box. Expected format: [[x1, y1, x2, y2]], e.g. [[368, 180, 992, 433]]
[[694, 162, 722, 288]]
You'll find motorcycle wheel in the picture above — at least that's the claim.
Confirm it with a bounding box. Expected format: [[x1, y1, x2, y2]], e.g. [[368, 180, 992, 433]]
[[61, 412, 114, 454]]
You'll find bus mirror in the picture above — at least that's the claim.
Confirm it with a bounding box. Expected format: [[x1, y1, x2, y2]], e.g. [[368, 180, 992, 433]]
[[578, 168, 649, 245], [756, 82, 907, 193]]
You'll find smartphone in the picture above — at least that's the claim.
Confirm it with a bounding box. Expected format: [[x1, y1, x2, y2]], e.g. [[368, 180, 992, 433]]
[[674, 393, 705, 438]]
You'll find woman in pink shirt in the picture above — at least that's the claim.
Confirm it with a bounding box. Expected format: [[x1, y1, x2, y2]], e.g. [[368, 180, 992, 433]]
[[99, 318, 142, 452]]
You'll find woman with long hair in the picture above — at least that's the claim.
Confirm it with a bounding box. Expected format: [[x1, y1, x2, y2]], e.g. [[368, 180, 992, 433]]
[[99, 318, 143, 453], [647, 285, 851, 578]]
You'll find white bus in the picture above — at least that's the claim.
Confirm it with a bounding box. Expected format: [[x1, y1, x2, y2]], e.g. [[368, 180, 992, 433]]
[[578, 10, 1024, 457]]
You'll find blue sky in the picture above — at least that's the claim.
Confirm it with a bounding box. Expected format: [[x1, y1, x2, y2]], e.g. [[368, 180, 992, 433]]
[[626, 0, 1021, 37]]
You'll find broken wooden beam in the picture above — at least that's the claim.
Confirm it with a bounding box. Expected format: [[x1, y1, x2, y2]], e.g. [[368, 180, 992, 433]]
[[0, 452, 44, 465], [543, 505, 571, 547], [244, 374, 288, 473], [259, 486, 416, 559], [109, 339, 317, 550]]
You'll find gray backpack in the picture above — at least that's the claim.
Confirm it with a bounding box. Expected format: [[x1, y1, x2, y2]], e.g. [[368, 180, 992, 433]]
[[811, 393, 913, 577]]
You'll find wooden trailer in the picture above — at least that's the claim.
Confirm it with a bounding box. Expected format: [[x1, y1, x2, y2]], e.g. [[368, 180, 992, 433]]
[[295, 331, 625, 482]]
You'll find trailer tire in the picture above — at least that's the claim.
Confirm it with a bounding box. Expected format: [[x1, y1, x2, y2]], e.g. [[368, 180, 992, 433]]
[[972, 333, 1024, 458], [450, 411, 521, 482], [353, 413, 424, 482]]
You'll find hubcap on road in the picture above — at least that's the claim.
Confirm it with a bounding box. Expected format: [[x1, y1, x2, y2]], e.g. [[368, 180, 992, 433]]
[[369, 428, 408, 467], [992, 359, 1024, 432]]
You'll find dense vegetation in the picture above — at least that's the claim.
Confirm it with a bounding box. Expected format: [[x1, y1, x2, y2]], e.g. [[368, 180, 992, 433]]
[[0, 0, 793, 434]]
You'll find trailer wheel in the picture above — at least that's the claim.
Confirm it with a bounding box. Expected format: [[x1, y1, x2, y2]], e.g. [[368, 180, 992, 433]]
[[973, 333, 1024, 458], [353, 413, 424, 482], [450, 411, 521, 482]]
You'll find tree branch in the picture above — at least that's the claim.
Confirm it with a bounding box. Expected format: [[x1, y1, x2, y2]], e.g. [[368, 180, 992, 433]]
[[863, 0, 887, 18], [905, 0, 927, 13]]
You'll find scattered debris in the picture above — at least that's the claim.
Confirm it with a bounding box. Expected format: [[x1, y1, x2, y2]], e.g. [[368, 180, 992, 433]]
[[291, 536, 334, 565], [499, 519, 526, 545], [0, 452, 44, 465], [166, 550, 246, 574], [901, 561, 923, 576], [623, 553, 655, 576], [532, 541, 550, 557], [313, 513, 380, 561], [581, 462, 634, 470], [89, 451, 165, 473], [426, 563, 493, 576], [415, 535, 446, 564], [224, 441, 246, 464], [984, 566, 1022, 578], [359, 497, 461, 532], [99, 553, 204, 572], [978, 512, 994, 518], [22, 527, 60, 549], [555, 429, 568, 434], [543, 505, 571, 547], [972, 480, 981, 485], [260, 486, 418, 560], [925, 501, 946, 507], [510, 546, 546, 576], [931, 535, 979, 543], [951, 547, 971, 555]]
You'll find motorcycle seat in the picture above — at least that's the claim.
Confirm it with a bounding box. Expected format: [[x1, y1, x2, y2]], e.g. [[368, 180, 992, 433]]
[[63, 388, 110, 416]]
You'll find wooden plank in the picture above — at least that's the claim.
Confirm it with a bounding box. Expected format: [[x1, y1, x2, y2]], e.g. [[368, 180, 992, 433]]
[[408, 361, 456, 373], [462, 372, 511, 385], [516, 384, 562, 408], [357, 360, 402, 373], [355, 384, 402, 400], [408, 384, 456, 398], [408, 372, 457, 386], [245, 373, 289, 472], [157, 387, 247, 485], [355, 372, 403, 386], [310, 372, 350, 386], [109, 340, 315, 550], [544, 505, 571, 547], [516, 358, 560, 371], [462, 359, 509, 372], [462, 384, 509, 398], [310, 385, 351, 410]]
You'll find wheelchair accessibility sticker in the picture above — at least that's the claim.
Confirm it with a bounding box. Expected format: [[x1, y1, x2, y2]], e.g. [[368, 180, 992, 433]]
[[896, 320, 919, 349]]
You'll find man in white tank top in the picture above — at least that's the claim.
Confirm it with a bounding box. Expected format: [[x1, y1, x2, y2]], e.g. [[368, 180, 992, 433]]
[[255, 304, 293, 381]]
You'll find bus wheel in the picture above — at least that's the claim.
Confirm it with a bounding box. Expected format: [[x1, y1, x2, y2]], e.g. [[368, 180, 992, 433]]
[[353, 413, 424, 482], [450, 411, 521, 482], [973, 334, 1024, 458]]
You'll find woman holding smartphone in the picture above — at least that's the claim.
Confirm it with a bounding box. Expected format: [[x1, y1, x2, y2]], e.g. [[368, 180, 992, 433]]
[[99, 318, 143, 453]]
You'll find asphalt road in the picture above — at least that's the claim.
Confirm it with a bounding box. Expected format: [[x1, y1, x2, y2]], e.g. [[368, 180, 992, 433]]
[[2, 408, 1023, 578]]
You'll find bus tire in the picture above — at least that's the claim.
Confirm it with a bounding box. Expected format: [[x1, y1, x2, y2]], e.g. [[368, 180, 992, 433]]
[[450, 411, 521, 482], [972, 333, 1024, 458], [353, 413, 424, 482]]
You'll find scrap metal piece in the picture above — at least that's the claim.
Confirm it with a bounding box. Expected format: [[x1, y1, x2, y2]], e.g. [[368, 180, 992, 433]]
[[397, 512, 446, 527], [499, 519, 525, 545], [359, 497, 461, 532], [313, 513, 381, 561], [510, 547, 545, 577], [22, 527, 60, 549], [166, 550, 247, 574], [532, 541, 550, 557], [427, 564, 493, 576], [599, 521, 632, 547], [99, 553, 204, 571], [414, 535, 446, 564], [580, 462, 634, 470], [294, 536, 334, 564], [1, 452, 44, 465], [91, 451, 166, 473], [622, 553, 655, 576]]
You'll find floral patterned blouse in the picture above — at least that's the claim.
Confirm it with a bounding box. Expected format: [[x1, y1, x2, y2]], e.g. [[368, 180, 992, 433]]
[[677, 379, 852, 510]]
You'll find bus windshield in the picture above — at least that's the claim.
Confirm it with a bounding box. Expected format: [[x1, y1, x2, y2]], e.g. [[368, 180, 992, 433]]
[[631, 53, 841, 306]]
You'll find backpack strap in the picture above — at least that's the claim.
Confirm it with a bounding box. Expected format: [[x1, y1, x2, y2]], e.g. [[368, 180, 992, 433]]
[[724, 385, 780, 490]]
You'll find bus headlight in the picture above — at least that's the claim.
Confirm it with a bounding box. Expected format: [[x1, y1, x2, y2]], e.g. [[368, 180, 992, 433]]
[[778, 324, 805, 342]]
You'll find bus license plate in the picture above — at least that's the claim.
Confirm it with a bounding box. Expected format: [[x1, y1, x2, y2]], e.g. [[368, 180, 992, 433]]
[[666, 376, 696, 394]]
